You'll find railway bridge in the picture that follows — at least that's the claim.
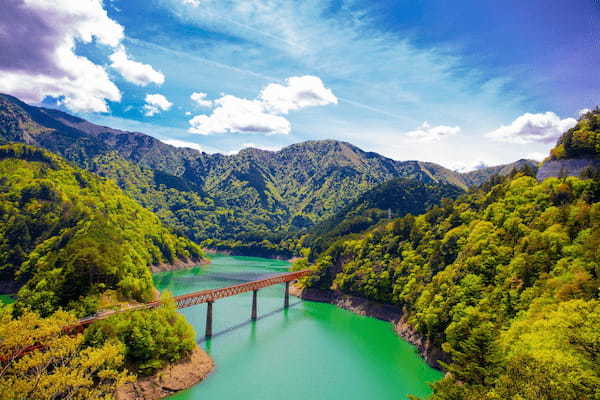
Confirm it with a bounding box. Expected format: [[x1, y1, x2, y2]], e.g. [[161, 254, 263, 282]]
[[2, 270, 312, 363], [78, 269, 312, 337]]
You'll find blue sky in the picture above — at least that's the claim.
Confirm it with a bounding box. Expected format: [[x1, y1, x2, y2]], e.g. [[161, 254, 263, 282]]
[[1, 0, 598, 170]]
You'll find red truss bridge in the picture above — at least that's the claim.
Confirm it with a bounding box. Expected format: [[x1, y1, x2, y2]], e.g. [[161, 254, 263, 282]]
[[76, 269, 311, 337], [2, 270, 311, 363]]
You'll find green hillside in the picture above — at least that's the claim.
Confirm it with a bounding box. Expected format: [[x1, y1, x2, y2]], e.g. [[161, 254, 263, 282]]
[[551, 108, 600, 160], [302, 170, 600, 399], [0, 143, 204, 316], [0, 94, 534, 257], [304, 178, 464, 258]]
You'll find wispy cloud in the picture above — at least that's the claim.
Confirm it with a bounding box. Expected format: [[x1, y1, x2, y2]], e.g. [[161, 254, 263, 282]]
[[404, 122, 460, 142]]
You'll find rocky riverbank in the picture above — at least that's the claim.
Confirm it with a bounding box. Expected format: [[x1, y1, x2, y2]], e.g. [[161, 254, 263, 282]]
[[290, 285, 449, 370], [117, 346, 214, 400], [150, 257, 210, 273]]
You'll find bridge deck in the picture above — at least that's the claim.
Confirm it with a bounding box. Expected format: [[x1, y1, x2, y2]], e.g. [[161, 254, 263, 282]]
[[76, 269, 311, 327], [2, 270, 311, 362]]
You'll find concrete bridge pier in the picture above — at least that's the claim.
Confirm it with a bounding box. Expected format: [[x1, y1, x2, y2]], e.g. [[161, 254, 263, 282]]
[[284, 281, 290, 308], [205, 301, 213, 338], [251, 290, 258, 321]]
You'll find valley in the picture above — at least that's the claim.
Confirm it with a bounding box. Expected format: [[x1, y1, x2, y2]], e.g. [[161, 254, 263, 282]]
[[0, 95, 598, 400]]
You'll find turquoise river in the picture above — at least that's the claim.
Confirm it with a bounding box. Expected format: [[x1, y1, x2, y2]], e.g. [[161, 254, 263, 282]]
[[153, 255, 442, 399]]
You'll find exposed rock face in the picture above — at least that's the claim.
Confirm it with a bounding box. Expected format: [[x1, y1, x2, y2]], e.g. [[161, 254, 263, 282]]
[[291, 286, 449, 370], [116, 346, 214, 400], [537, 158, 600, 180]]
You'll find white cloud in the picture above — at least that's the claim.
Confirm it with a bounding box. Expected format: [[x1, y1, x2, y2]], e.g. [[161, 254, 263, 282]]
[[579, 108, 591, 117], [161, 138, 203, 152], [189, 95, 290, 135], [260, 75, 338, 114], [404, 122, 460, 142], [190, 92, 213, 108], [0, 0, 163, 112], [485, 112, 577, 144], [188, 75, 335, 135], [143, 94, 173, 116], [450, 160, 489, 173], [182, 0, 201, 6], [526, 152, 547, 161], [240, 142, 282, 151], [109, 46, 165, 86]]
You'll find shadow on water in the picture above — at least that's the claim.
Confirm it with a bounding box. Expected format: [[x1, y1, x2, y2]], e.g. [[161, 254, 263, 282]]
[[198, 300, 302, 344]]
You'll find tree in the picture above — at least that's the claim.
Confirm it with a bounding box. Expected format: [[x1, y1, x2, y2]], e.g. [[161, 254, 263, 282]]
[[0, 309, 132, 400]]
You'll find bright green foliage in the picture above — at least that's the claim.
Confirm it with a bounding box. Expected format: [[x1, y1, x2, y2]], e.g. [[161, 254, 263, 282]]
[[0, 94, 535, 257], [0, 144, 204, 316], [304, 178, 464, 258], [305, 173, 600, 398], [490, 299, 600, 400], [0, 309, 133, 400], [551, 108, 600, 160], [84, 293, 196, 375]]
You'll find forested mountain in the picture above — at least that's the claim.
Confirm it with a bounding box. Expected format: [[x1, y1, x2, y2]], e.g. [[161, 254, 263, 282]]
[[536, 108, 600, 181], [550, 107, 600, 160], [303, 178, 465, 258], [300, 166, 599, 398], [460, 159, 538, 187], [0, 143, 204, 316], [0, 94, 535, 256]]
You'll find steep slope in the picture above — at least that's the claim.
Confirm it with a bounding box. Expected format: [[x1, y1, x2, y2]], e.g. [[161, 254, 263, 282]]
[[0, 93, 535, 255], [304, 178, 464, 257], [302, 172, 599, 399], [0, 144, 204, 316], [538, 108, 600, 180]]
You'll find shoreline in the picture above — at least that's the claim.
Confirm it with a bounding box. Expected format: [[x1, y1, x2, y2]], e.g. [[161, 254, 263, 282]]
[[290, 285, 449, 370], [116, 346, 214, 400], [203, 248, 299, 263], [150, 257, 210, 273]]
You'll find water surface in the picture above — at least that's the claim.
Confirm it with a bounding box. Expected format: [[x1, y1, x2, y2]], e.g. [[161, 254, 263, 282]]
[[154, 255, 441, 399], [0, 294, 15, 305]]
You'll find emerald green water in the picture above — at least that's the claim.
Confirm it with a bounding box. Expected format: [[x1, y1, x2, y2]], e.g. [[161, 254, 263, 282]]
[[154, 255, 441, 399], [0, 294, 15, 305]]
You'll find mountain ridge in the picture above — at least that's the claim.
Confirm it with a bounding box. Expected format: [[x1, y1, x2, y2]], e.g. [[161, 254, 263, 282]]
[[0, 93, 538, 255]]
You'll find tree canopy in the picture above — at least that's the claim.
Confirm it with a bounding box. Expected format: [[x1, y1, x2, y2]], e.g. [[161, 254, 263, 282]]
[[304, 172, 600, 399]]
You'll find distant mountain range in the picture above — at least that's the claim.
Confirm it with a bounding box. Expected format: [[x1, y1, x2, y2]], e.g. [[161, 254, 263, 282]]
[[0, 93, 538, 255]]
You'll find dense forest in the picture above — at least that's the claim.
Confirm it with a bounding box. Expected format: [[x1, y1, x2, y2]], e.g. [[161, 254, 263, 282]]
[[303, 178, 464, 258], [300, 168, 600, 399], [551, 107, 600, 160], [0, 143, 204, 316], [0, 94, 537, 257], [0, 144, 201, 398]]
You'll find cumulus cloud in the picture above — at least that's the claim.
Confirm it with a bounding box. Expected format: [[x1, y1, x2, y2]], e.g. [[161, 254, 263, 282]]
[[0, 0, 162, 112], [109, 46, 165, 86], [189, 95, 291, 135], [190, 92, 213, 108], [188, 75, 336, 135], [260, 75, 338, 114], [404, 122, 460, 142], [143, 94, 172, 116], [161, 138, 203, 152], [485, 112, 577, 144]]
